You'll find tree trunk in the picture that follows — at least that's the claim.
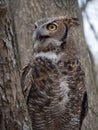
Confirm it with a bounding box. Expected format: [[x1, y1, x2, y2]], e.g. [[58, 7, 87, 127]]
[[1, 0, 98, 130], [0, 1, 32, 130]]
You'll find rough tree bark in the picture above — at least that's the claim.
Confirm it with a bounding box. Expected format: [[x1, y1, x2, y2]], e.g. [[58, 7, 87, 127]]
[[0, 1, 32, 130], [1, 0, 98, 130]]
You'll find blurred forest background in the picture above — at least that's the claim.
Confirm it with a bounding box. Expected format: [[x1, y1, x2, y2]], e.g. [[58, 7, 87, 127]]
[[79, 0, 98, 87], [0, 0, 98, 130]]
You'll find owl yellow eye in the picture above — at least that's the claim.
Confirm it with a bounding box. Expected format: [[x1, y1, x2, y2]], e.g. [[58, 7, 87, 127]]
[[47, 23, 57, 31]]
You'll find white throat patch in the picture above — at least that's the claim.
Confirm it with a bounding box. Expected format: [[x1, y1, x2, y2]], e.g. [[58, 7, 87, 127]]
[[35, 52, 59, 62]]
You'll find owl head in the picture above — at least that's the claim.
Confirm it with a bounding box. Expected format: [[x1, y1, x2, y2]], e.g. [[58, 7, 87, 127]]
[[33, 16, 79, 52]]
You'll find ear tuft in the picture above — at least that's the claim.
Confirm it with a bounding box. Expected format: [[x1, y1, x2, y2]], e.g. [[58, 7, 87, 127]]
[[64, 17, 80, 27]]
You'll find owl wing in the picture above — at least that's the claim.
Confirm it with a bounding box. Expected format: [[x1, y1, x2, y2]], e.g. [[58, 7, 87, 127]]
[[21, 65, 34, 101], [21, 58, 58, 101]]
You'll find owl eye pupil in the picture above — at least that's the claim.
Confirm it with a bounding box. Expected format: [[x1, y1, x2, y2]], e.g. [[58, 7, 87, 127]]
[[51, 26, 54, 29]]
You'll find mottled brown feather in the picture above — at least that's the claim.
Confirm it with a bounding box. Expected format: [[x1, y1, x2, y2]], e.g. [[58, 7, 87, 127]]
[[21, 16, 88, 130]]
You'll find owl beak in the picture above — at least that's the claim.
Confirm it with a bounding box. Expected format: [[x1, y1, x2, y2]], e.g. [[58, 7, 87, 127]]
[[33, 29, 50, 50], [33, 30, 50, 42], [33, 30, 41, 41]]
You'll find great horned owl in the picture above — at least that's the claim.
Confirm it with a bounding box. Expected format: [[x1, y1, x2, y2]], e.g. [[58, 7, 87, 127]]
[[21, 16, 88, 130]]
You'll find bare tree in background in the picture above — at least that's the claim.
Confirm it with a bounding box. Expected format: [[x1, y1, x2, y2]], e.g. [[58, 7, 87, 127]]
[[0, 0, 98, 130], [81, 0, 98, 88], [81, 0, 98, 41]]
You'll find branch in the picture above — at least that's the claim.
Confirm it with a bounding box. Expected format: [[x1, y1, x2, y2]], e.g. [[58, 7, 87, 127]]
[[85, 11, 98, 41], [81, 0, 92, 11]]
